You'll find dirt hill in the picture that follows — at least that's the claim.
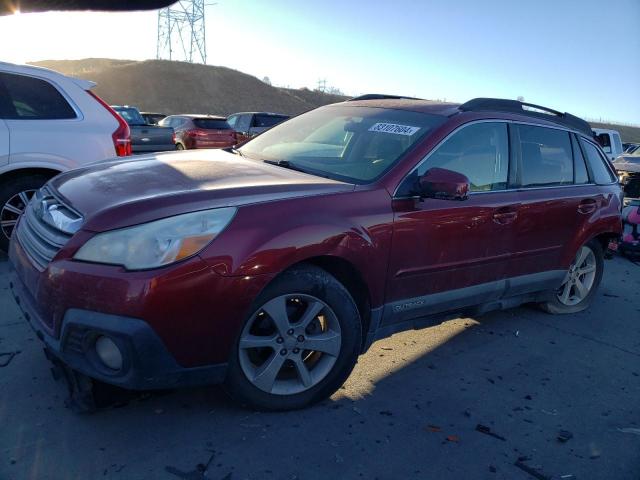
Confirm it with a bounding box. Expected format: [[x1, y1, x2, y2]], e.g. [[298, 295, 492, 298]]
[[30, 58, 349, 116], [28, 59, 640, 142]]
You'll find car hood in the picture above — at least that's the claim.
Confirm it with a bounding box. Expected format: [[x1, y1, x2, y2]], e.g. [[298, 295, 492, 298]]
[[614, 157, 640, 174], [50, 149, 354, 232]]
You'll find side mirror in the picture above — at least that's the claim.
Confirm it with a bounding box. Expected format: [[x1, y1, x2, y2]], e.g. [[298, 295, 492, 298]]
[[418, 168, 470, 201]]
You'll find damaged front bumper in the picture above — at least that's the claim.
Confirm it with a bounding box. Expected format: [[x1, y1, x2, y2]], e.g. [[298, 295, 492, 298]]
[[9, 269, 228, 394]]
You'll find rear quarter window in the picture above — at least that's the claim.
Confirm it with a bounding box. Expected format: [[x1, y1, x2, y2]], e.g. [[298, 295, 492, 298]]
[[0, 72, 76, 120], [580, 139, 617, 184], [571, 134, 590, 184]]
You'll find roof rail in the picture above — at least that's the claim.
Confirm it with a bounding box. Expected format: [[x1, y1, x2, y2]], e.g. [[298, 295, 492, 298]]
[[459, 98, 593, 137], [348, 94, 423, 102]]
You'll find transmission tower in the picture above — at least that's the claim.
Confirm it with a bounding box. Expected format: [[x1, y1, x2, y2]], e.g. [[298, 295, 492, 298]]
[[157, 1, 211, 64]]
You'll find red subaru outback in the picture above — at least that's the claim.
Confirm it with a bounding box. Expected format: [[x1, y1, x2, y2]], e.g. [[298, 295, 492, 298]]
[[9, 96, 622, 411]]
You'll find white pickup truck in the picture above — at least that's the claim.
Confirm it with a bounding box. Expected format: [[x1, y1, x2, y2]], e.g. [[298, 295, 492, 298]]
[[592, 128, 624, 161]]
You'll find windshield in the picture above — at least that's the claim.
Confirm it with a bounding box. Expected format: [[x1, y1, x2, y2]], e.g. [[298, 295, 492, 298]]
[[114, 107, 146, 126], [239, 105, 446, 183]]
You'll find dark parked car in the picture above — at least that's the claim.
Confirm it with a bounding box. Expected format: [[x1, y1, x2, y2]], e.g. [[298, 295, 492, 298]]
[[159, 114, 236, 149], [9, 96, 622, 411], [112, 106, 175, 153], [227, 112, 290, 143], [140, 112, 167, 125]]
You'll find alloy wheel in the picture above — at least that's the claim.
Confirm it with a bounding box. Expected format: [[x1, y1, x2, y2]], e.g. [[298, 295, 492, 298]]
[[557, 246, 597, 306], [1, 189, 36, 240], [238, 294, 342, 395]]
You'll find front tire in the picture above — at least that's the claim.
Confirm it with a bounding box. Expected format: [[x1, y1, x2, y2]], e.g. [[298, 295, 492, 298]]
[[224, 265, 362, 411], [540, 239, 604, 314], [0, 174, 50, 252]]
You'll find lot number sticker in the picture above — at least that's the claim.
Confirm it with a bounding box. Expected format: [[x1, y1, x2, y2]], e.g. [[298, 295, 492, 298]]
[[368, 123, 420, 136]]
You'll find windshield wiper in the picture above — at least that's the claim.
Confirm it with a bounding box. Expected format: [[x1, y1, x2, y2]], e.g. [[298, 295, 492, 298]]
[[263, 159, 334, 179], [263, 159, 306, 172]]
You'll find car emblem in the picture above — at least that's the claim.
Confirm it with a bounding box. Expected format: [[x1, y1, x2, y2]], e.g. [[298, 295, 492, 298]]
[[141, 137, 151, 142]]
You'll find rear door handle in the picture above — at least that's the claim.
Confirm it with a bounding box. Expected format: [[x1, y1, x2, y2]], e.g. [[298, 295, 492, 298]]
[[578, 199, 597, 214]]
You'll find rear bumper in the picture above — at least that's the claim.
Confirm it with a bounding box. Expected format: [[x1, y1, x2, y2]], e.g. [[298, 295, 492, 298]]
[[9, 269, 227, 390], [192, 140, 236, 149]]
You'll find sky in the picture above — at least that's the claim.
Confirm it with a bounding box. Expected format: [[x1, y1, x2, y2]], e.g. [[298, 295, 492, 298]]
[[0, 0, 638, 124]]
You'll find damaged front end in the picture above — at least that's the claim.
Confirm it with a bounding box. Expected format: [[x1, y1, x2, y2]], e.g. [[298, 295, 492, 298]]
[[614, 156, 640, 201]]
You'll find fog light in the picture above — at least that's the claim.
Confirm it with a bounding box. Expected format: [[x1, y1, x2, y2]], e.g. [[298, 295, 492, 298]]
[[95, 336, 123, 370]]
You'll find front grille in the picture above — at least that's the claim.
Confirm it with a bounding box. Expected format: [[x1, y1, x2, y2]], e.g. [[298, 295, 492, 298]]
[[63, 327, 87, 355], [14, 186, 80, 270]]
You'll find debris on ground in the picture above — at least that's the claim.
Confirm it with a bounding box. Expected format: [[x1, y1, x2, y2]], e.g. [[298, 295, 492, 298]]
[[446, 435, 459, 443], [557, 430, 573, 443], [540, 409, 558, 416], [475, 424, 506, 441], [425, 425, 442, 432], [514, 458, 553, 480], [0, 350, 20, 367], [617, 427, 640, 436]]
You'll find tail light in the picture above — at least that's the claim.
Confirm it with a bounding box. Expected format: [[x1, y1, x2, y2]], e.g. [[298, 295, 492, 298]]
[[87, 91, 132, 157], [187, 129, 209, 138]]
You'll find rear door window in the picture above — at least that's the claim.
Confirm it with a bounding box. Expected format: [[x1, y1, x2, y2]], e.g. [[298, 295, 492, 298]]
[[580, 139, 617, 184], [236, 114, 252, 133], [0, 72, 76, 120], [516, 125, 573, 187]]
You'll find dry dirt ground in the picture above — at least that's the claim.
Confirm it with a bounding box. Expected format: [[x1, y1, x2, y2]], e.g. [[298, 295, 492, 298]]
[[1, 253, 639, 480]]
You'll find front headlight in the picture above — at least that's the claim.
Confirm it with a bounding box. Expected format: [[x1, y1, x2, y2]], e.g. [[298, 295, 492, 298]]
[[74, 207, 236, 270]]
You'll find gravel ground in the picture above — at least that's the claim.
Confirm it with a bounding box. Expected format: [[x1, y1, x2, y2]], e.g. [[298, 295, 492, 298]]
[[1, 252, 639, 480]]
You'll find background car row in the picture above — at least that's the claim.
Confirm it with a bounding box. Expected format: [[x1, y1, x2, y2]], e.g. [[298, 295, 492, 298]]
[[125, 106, 290, 150]]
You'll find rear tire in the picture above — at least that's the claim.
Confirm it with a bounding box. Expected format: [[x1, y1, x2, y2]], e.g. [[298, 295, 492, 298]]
[[540, 239, 604, 314], [0, 174, 51, 252], [176, 143, 185, 150], [224, 265, 362, 411]]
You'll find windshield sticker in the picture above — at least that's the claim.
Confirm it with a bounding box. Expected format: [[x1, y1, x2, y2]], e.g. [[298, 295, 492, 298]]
[[368, 123, 420, 136]]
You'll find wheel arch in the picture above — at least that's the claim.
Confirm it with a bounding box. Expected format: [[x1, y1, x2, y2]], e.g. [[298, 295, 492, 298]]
[[591, 231, 618, 252], [0, 166, 61, 184], [279, 255, 373, 350]]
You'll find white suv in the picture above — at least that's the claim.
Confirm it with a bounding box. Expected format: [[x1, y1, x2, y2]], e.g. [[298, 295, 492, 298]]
[[0, 62, 132, 250]]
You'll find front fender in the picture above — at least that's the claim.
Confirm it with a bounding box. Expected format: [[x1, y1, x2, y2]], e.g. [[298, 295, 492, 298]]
[[201, 189, 394, 307]]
